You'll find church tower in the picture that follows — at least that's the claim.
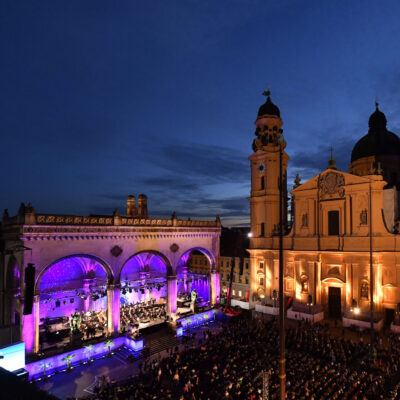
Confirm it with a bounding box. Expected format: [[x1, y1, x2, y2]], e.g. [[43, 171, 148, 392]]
[[249, 90, 289, 239]]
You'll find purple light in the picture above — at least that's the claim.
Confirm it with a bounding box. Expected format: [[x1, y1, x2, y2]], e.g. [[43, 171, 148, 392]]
[[167, 278, 177, 314], [177, 309, 215, 329], [112, 287, 120, 333], [25, 336, 145, 380], [22, 313, 35, 354]]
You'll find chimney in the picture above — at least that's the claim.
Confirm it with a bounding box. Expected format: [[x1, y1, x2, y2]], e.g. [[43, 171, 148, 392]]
[[138, 194, 148, 218], [126, 195, 137, 217]]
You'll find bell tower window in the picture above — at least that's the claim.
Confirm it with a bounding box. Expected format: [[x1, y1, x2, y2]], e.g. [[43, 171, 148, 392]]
[[260, 176, 265, 190], [328, 210, 340, 235], [260, 223, 265, 237]]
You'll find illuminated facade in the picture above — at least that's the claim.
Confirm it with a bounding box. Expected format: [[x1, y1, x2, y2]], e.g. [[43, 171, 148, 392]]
[[248, 93, 400, 322], [0, 196, 221, 354]]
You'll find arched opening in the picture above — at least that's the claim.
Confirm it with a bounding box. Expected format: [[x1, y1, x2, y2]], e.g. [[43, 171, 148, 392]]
[[119, 251, 169, 333], [37, 255, 111, 351], [175, 248, 215, 313]]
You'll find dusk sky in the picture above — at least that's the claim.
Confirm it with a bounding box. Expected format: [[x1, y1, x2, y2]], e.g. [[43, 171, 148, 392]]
[[2, 1, 400, 226]]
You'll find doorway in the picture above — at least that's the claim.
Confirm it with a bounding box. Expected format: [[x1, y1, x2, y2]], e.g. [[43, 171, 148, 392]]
[[328, 287, 341, 318], [384, 308, 395, 328]]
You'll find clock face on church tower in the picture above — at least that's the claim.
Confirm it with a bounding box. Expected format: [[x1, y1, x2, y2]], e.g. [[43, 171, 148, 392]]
[[257, 163, 265, 174]]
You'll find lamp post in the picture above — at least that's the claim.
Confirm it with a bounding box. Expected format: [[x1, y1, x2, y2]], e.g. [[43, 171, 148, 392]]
[[278, 133, 285, 400], [369, 178, 375, 363]]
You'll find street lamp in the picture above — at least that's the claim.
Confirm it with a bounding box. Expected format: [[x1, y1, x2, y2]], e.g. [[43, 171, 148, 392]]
[[272, 289, 278, 309], [307, 294, 313, 315], [350, 299, 359, 319]]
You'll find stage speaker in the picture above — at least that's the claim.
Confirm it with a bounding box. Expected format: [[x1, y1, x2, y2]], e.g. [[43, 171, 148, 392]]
[[23, 263, 35, 315]]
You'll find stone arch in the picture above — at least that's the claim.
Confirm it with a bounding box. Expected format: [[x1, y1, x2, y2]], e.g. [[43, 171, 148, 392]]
[[178, 247, 217, 274], [34, 253, 113, 294], [118, 250, 172, 283]]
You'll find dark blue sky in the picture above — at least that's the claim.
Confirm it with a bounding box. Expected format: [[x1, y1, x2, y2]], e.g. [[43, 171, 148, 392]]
[[2, 1, 400, 226]]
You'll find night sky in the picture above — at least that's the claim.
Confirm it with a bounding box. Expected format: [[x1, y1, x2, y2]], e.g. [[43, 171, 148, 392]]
[[2, 1, 400, 226]]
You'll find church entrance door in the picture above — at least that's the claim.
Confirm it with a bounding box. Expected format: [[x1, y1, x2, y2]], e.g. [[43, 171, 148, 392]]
[[328, 287, 341, 318]]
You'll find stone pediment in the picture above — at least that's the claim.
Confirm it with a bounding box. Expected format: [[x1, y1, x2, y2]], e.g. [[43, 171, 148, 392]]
[[291, 169, 372, 195]]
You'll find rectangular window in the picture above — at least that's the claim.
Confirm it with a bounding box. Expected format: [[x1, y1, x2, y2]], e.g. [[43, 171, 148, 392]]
[[232, 290, 236, 296], [226, 261, 229, 267], [238, 290, 242, 297], [260, 222, 265, 237], [245, 262, 249, 270], [328, 210, 340, 235], [259, 277, 264, 286], [260, 261, 264, 269], [260, 176, 265, 190], [245, 278, 249, 284]]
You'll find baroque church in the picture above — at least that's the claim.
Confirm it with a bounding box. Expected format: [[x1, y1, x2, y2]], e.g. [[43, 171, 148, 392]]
[[248, 92, 400, 323]]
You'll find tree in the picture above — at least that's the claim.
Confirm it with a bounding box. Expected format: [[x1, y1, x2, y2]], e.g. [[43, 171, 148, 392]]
[[104, 339, 114, 357], [84, 344, 94, 361], [39, 362, 51, 379], [61, 354, 75, 370]]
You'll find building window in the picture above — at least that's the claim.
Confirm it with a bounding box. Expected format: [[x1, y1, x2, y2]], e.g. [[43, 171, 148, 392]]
[[245, 262, 249, 270], [232, 290, 236, 296], [260, 176, 265, 190], [226, 261, 229, 268], [245, 277, 249, 284], [328, 210, 340, 235], [259, 277, 264, 286], [232, 273, 236, 282], [260, 261, 264, 269], [260, 222, 265, 237], [238, 290, 242, 297]]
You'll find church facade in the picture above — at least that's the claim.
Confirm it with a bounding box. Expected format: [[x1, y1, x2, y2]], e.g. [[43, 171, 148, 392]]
[[248, 92, 400, 322]]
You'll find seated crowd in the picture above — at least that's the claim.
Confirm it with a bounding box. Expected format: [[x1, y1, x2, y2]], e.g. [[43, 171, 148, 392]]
[[69, 309, 107, 340], [80, 314, 400, 400], [120, 300, 167, 332]]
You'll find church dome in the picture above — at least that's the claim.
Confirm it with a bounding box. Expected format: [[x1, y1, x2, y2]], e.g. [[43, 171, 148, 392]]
[[257, 92, 280, 118], [351, 105, 400, 162]]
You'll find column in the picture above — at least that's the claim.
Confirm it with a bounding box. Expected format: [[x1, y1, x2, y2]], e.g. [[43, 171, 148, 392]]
[[167, 275, 177, 318], [83, 278, 94, 313], [22, 295, 39, 354], [107, 284, 121, 335], [210, 270, 220, 305]]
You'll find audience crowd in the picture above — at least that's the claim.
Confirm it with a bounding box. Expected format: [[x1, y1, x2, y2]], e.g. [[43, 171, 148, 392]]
[[73, 314, 400, 399]]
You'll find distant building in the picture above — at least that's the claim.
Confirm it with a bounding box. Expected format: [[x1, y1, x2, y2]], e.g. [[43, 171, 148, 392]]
[[248, 92, 400, 323]]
